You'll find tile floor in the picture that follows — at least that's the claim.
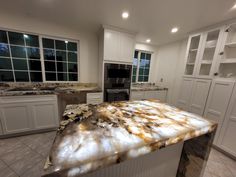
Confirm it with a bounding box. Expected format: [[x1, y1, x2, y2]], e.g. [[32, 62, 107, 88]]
[[0, 131, 235, 177]]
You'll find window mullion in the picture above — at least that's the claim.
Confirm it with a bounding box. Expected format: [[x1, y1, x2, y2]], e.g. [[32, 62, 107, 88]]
[[136, 51, 141, 83], [6, 31, 16, 82], [39, 36, 46, 82]]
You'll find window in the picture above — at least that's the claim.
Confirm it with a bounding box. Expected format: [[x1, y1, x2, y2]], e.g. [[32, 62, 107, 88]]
[[132, 50, 151, 82], [42, 38, 78, 81], [0, 28, 79, 82], [0, 30, 42, 82]]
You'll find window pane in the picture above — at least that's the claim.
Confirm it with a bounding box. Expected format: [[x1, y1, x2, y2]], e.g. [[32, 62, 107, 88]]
[[68, 63, 77, 72], [69, 73, 78, 81], [140, 53, 146, 60], [30, 72, 42, 82], [11, 46, 26, 58], [44, 61, 56, 71], [0, 71, 14, 82], [146, 53, 151, 60], [134, 50, 138, 58], [56, 51, 67, 62], [56, 40, 66, 50], [139, 59, 146, 68], [13, 59, 28, 70], [8, 32, 24, 45], [0, 58, 12, 70], [57, 73, 67, 81], [0, 44, 10, 57], [46, 72, 56, 81], [43, 38, 54, 49], [44, 49, 55, 60], [0, 30, 8, 43], [27, 48, 40, 59], [144, 76, 149, 82], [132, 67, 137, 75], [67, 42, 77, 51], [57, 62, 67, 72], [133, 58, 138, 66], [132, 76, 136, 83], [139, 68, 144, 75], [144, 69, 150, 75], [138, 75, 144, 82], [145, 59, 150, 67], [68, 52, 77, 62], [14, 71, 29, 82], [25, 34, 39, 47], [29, 60, 41, 71]]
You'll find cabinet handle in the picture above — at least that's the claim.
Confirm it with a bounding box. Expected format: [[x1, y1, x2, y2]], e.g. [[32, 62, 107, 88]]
[[214, 72, 218, 76], [225, 28, 230, 32], [219, 52, 224, 55]]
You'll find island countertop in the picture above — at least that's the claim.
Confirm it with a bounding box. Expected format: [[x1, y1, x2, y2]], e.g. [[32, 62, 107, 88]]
[[44, 100, 217, 177]]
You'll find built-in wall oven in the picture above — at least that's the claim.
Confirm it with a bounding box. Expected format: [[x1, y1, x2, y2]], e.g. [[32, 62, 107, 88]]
[[104, 63, 132, 102]]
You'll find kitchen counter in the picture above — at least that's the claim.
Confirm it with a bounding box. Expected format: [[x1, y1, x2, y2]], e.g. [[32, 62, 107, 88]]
[[43, 100, 217, 177], [0, 83, 101, 96]]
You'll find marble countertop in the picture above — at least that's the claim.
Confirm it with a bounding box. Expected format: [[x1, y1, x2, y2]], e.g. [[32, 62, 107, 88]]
[[0, 83, 101, 96], [44, 100, 217, 177], [131, 85, 168, 91]]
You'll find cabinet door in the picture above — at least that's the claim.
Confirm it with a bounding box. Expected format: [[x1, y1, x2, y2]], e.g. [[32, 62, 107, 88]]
[[218, 84, 236, 157], [0, 104, 32, 134], [31, 101, 59, 130], [104, 29, 120, 61], [177, 78, 194, 111], [189, 79, 211, 116], [131, 91, 145, 100], [120, 33, 134, 63], [203, 80, 234, 145]]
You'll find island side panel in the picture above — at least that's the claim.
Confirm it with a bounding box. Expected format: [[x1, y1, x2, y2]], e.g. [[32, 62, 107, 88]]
[[176, 130, 216, 177]]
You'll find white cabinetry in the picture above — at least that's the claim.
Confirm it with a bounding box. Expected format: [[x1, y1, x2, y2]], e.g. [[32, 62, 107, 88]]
[[0, 95, 59, 135], [87, 92, 103, 105], [203, 79, 235, 145], [103, 28, 135, 63], [177, 78, 211, 115], [218, 84, 236, 156], [131, 90, 167, 102]]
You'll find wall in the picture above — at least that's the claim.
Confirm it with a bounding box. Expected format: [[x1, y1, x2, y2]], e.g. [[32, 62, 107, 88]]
[[134, 43, 158, 83], [154, 40, 188, 105], [0, 12, 98, 83]]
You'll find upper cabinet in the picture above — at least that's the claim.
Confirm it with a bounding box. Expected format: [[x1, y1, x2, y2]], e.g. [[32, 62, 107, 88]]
[[184, 27, 224, 78], [103, 28, 135, 63], [215, 24, 236, 79]]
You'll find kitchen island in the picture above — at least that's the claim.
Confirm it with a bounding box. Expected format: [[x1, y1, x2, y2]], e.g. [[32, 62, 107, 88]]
[[43, 100, 217, 177]]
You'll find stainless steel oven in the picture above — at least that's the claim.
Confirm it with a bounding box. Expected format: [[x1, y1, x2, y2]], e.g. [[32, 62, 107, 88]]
[[104, 63, 132, 102]]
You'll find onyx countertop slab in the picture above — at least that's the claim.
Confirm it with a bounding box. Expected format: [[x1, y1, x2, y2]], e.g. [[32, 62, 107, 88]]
[[43, 100, 217, 177]]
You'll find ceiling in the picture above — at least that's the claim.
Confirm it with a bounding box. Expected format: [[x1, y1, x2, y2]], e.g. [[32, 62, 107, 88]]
[[1, 0, 236, 46]]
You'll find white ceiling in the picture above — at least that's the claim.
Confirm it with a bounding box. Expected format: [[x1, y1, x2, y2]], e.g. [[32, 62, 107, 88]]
[[1, 0, 236, 46]]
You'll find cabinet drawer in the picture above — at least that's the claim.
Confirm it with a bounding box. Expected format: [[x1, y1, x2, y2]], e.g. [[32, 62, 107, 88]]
[[0, 95, 56, 104], [87, 92, 103, 105]]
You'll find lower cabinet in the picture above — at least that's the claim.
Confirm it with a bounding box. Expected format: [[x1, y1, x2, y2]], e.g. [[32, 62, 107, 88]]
[[86, 92, 103, 105], [218, 84, 236, 156], [0, 95, 59, 135], [131, 90, 167, 102], [203, 79, 235, 145], [177, 77, 211, 116]]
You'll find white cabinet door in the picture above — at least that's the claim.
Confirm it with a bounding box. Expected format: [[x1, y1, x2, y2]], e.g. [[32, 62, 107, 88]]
[[218, 84, 236, 157], [120, 33, 134, 63], [104, 29, 120, 61], [31, 101, 59, 130], [189, 79, 211, 116], [204, 79, 235, 145], [0, 104, 32, 134], [130, 91, 145, 100], [177, 78, 194, 111]]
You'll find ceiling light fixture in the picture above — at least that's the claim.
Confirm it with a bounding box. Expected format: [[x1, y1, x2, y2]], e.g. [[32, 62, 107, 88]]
[[232, 3, 236, 9], [171, 27, 179, 33], [23, 34, 29, 38], [146, 39, 151, 43], [65, 41, 68, 44], [122, 12, 129, 19]]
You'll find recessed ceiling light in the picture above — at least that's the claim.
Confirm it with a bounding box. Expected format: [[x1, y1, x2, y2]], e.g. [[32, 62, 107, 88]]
[[65, 41, 68, 44], [171, 27, 179, 33], [146, 39, 151, 43], [232, 3, 236, 9], [122, 12, 129, 19]]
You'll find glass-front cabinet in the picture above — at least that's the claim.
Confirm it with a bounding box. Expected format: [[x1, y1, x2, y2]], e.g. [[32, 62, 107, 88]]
[[184, 27, 224, 78], [216, 24, 236, 79], [184, 34, 201, 76]]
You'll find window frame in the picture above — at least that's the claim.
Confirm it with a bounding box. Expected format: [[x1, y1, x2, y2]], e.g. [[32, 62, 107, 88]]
[[132, 50, 152, 83], [0, 27, 80, 83]]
